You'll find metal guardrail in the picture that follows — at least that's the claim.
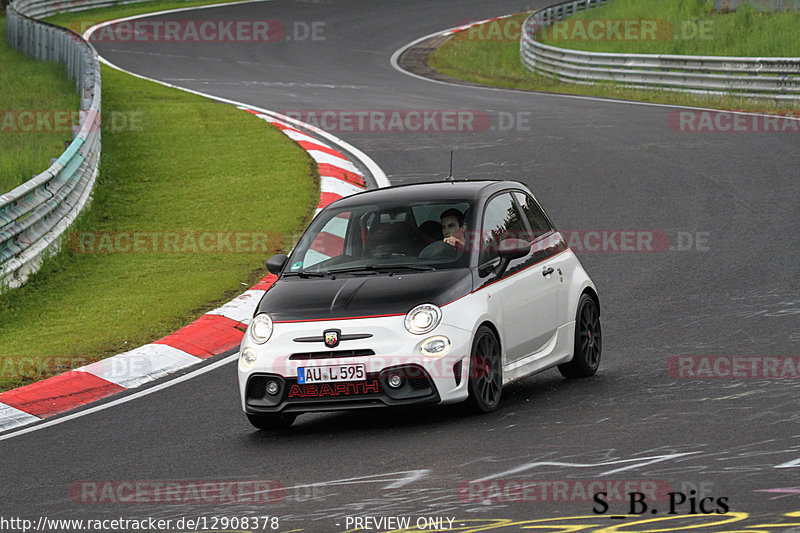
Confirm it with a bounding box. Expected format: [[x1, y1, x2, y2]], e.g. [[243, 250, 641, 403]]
[[520, 0, 800, 100], [1, 0, 108, 289]]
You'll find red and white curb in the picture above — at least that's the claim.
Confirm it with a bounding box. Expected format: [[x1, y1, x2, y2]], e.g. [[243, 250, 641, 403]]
[[0, 107, 368, 433], [239, 108, 366, 213]]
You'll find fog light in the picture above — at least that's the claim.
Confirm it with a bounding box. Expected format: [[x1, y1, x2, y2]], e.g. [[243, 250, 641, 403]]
[[266, 380, 280, 396], [420, 335, 451, 357], [387, 374, 403, 389]]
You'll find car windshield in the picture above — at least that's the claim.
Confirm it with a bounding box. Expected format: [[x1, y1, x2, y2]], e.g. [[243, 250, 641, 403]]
[[286, 199, 474, 275]]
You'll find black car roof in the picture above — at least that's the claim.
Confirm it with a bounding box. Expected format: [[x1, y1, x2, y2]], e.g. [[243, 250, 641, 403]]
[[329, 180, 530, 208]]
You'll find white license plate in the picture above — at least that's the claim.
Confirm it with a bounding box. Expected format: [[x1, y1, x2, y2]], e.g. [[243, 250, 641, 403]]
[[298, 363, 366, 384]]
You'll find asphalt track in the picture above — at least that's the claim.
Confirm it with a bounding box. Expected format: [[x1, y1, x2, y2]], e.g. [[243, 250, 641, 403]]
[[2, 1, 799, 531]]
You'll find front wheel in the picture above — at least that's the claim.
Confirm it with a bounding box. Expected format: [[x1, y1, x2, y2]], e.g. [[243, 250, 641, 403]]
[[466, 325, 503, 413], [246, 413, 297, 430], [558, 293, 601, 378]]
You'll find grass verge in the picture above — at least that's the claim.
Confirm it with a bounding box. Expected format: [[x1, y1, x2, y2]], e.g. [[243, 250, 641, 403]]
[[0, 1, 317, 392], [0, 16, 80, 193], [537, 0, 800, 57], [428, 13, 800, 115]]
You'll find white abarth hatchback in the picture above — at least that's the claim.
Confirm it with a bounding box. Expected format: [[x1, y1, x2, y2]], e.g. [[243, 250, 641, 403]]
[[238, 180, 601, 429]]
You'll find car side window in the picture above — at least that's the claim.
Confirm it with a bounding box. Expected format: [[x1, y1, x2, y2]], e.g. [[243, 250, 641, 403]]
[[479, 193, 526, 264], [513, 192, 552, 240]]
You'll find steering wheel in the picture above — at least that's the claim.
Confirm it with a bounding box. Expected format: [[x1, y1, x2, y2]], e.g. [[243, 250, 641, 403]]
[[419, 241, 459, 260]]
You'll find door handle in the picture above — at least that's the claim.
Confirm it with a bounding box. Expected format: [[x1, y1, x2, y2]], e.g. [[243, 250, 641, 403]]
[[542, 267, 554, 276]]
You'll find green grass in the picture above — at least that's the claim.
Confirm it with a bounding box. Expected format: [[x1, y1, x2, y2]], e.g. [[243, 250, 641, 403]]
[[538, 0, 800, 57], [0, 2, 317, 392], [45, 0, 248, 32], [0, 16, 81, 193], [428, 13, 800, 115]]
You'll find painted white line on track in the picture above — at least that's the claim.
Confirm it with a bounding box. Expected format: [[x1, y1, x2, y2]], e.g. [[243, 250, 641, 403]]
[[471, 452, 701, 481]]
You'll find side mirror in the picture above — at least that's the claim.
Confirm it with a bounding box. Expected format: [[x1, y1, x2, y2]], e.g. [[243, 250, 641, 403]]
[[266, 254, 289, 275], [477, 239, 531, 278], [494, 238, 531, 276], [498, 238, 531, 261]]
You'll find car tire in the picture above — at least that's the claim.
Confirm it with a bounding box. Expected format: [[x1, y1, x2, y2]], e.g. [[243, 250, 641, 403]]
[[246, 413, 297, 430], [466, 325, 503, 413], [558, 293, 601, 379]]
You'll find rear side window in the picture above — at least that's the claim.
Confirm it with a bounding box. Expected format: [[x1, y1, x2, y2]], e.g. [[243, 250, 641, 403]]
[[513, 192, 552, 240]]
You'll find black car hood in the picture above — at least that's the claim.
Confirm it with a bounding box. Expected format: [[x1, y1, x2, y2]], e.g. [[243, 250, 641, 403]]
[[257, 269, 473, 322]]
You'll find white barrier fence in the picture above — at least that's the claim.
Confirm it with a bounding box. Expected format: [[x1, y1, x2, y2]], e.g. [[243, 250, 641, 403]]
[[1, 0, 133, 288], [520, 0, 800, 101]]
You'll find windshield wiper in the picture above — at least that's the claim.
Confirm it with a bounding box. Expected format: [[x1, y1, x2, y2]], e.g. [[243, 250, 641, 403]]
[[324, 265, 380, 275], [377, 264, 435, 271], [282, 271, 326, 278], [326, 264, 436, 275]]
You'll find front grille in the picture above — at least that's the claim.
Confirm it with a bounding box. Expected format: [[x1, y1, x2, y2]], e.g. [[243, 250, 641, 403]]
[[290, 349, 375, 360]]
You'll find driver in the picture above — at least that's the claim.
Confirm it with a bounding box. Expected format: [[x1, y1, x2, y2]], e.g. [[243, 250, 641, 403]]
[[440, 208, 467, 250]]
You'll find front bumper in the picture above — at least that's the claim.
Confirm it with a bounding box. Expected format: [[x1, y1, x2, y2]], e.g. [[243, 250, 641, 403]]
[[238, 315, 472, 413]]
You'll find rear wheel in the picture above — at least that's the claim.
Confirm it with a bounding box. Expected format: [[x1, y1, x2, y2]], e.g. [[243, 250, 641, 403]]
[[558, 294, 601, 378], [466, 326, 502, 413], [246, 413, 297, 430]]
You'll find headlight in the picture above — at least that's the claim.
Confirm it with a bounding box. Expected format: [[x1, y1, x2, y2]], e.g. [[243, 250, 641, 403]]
[[249, 313, 273, 344], [420, 336, 451, 357], [240, 347, 258, 368], [404, 304, 441, 335]]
